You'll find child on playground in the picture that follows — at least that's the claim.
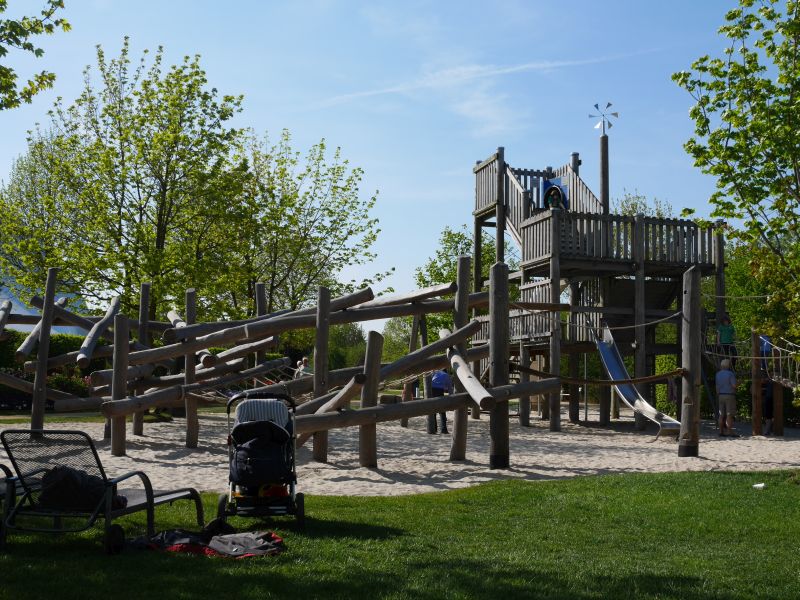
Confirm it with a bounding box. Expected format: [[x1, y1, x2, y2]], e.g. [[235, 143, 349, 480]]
[[715, 359, 738, 437]]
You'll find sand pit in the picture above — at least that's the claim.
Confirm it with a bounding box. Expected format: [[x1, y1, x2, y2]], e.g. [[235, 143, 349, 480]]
[[2, 406, 798, 496]]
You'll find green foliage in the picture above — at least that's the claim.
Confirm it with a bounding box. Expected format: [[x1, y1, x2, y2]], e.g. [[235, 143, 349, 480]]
[[381, 316, 412, 363], [413, 224, 519, 334], [0, 0, 70, 110], [226, 131, 393, 317], [328, 323, 366, 369], [0, 41, 388, 324], [674, 0, 800, 336], [612, 189, 674, 218]]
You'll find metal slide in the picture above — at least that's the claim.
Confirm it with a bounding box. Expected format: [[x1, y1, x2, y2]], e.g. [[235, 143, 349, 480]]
[[593, 325, 681, 434]]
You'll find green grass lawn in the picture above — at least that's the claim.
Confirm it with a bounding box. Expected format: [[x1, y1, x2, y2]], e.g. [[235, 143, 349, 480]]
[[1, 471, 798, 599]]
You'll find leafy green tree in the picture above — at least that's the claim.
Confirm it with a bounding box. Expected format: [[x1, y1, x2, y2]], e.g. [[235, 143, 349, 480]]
[[224, 131, 393, 317], [0, 0, 70, 110], [413, 224, 518, 334], [673, 0, 800, 334], [381, 316, 412, 363], [612, 189, 673, 218], [0, 39, 247, 319]]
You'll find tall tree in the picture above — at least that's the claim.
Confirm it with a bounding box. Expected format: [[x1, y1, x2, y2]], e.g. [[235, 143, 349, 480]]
[[0, 39, 247, 318], [0, 0, 70, 110], [221, 130, 392, 317], [673, 0, 800, 333]]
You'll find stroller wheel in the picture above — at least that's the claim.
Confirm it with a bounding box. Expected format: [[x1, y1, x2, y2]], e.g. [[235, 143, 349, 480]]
[[295, 492, 305, 529], [216, 493, 229, 521]]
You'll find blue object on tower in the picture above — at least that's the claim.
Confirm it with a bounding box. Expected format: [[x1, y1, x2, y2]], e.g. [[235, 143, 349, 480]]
[[541, 177, 569, 209]]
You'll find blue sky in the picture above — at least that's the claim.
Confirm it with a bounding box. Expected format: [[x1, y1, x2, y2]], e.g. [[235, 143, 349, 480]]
[[0, 0, 733, 303]]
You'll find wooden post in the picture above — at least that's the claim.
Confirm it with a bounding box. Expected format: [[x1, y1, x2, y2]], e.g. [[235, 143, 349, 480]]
[[450, 255, 471, 460], [570, 151, 581, 175], [539, 355, 549, 420], [254, 282, 267, 384], [313, 286, 331, 462], [359, 331, 383, 467], [568, 282, 580, 423], [751, 330, 763, 436], [489, 262, 509, 468], [110, 313, 129, 456], [400, 315, 419, 428], [678, 267, 701, 457], [600, 135, 609, 215], [598, 278, 611, 425], [549, 209, 561, 432], [773, 381, 784, 436], [31, 267, 58, 430], [518, 342, 531, 427], [495, 146, 506, 264], [184, 289, 199, 448], [714, 220, 726, 322], [133, 282, 150, 436], [472, 217, 483, 420], [634, 214, 647, 430], [420, 316, 437, 434]]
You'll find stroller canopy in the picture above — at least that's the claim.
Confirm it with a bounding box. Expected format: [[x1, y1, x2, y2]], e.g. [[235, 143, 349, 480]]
[[234, 398, 289, 427]]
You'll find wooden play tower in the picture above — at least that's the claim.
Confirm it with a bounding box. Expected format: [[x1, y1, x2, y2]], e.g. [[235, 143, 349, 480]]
[[471, 145, 725, 432]]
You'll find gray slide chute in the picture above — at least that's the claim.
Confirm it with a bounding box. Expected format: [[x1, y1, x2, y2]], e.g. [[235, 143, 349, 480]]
[[593, 325, 680, 434]]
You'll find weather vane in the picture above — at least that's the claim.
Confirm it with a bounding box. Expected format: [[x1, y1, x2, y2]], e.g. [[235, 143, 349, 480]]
[[589, 102, 619, 135]]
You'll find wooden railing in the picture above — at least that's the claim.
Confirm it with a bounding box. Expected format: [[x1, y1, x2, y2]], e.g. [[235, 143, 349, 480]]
[[474, 153, 500, 215], [551, 164, 603, 214], [521, 211, 714, 267], [642, 217, 714, 264]]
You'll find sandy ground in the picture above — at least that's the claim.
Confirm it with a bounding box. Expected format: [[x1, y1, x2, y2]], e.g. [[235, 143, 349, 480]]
[[2, 405, 797, 496]]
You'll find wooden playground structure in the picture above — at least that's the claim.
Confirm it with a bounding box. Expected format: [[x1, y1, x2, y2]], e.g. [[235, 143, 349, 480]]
[[0, 138, 791, 468]]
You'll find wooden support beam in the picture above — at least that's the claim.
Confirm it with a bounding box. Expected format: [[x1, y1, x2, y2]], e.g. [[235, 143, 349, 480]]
[[313, 286, 331, 463], [519, 342, 531, 426], [353, 282, 457, 309], [678, 267, 701, 457], [77, 297, 121, 369], [100, 357, 291, 418], [31, 268, 58, 430], [15, 297, 68, 362], [184, 289, 199, 448], [110, 313, 129, 456], [0, 299, 12, 339], [450, 255, 471, 461], [634, 214, 648, 431], [359, 331, 383, 467], [751, 329, 763, 436], [0, 370, 78, 402], [295, 378, 561, 435], [489, 261, 510, 468], [296, 373, 367, 447], [133, 282, 150, 436], [549, 210, 562, 432]]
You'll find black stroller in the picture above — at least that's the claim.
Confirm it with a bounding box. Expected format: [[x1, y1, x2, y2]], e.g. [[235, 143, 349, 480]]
[[216, 391, 304, 527]]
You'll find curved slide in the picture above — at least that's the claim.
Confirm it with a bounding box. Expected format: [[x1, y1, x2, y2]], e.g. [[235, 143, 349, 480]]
[[593, 325, 681, 435]]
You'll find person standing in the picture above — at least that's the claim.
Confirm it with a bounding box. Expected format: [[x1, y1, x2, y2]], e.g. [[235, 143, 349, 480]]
[[430, 369, 453, 434], [715, 359, 738, 436]]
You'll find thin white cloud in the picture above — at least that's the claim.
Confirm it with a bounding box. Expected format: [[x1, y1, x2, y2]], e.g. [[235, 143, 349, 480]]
[[314, 55, 626, 109]]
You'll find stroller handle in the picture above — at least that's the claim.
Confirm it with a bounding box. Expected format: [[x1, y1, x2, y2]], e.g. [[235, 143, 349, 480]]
[[226, 390, 296, 415]]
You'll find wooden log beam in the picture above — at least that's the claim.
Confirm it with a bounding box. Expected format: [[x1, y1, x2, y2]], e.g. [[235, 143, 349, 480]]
[[100, 357, 291, 417], [450, 255, 471, 461], [0, 370, 78, 403], [15, 297, 68, 362], [110, 314, 129, 456], [138, 358, 247, 389], [162, 287, 374, 344], [359, 331, 383, 467], [77, 297, 121, 369], [30, 295, 172, 333], [445, 342, 493, 410], [215, 336, 277, 363], [313, 286, 331, 463], [133, 282, 151, 436], [296, 374, 367, 447], [353, 282, 457, 309], [295, 378, 561, 435], [90, 363, 156, 387], [0, 299, 12, 339], [184, 289, 199, 448], [489, 262, 510, 468], [168, 307, 217, 373], [31, 268, 58, 430]]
